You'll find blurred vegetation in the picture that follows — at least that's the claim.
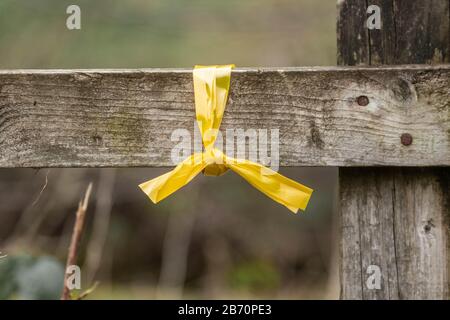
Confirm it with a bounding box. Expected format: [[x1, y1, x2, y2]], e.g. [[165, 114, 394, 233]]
[[0, 0, 338, 299], [0, 0, 336, 68], [229, 260, 280, 292], [0, 255, 64, 299]]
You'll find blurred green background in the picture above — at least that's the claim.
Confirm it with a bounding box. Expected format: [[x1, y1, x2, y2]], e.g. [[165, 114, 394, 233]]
[[0, 0, 338, 299]]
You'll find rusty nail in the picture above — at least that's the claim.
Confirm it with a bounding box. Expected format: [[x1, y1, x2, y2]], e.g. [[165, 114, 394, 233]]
[[356, 95, 369, 106], [401, 133, 413, 146]]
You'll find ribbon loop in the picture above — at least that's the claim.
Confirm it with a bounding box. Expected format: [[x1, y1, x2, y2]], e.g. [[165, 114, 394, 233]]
[[194, 65, 234, 150], [139, 65, 313, 213], [202, 148, 228, 176]]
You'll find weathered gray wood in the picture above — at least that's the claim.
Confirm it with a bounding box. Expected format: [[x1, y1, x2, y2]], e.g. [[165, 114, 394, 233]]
[[340, 168, 449, 299], [392, 168, 450, 299], [338, 0, 450, 66], [338, 0, 450, 300], [340, 168, 399, 299], [0, 66, 449, 167]]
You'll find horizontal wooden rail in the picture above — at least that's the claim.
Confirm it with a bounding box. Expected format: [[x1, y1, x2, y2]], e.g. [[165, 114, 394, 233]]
[[0, 65, 449, 167]]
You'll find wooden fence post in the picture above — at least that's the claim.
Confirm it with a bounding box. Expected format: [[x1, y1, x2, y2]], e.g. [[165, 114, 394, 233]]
[[338, 0, 450, 299]]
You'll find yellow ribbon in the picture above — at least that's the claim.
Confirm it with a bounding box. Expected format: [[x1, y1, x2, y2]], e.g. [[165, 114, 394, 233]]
[[139, 65, 313, 213]]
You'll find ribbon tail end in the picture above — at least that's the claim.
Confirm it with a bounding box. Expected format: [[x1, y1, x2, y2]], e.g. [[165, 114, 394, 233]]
[[297, 189, 314, 213], [285, 188, 314, 214], [287, 206, 299, 214], [138, 180, 159, 204]]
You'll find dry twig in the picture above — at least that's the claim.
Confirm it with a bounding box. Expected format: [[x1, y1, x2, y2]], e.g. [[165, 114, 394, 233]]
[[61, 182, 93, 300], [31, 169, 50, 207]]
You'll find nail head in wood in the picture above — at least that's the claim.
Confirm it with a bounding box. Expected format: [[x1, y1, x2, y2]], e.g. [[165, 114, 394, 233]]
[[401, 133, 413, 146], [356, 95, 369, 106]]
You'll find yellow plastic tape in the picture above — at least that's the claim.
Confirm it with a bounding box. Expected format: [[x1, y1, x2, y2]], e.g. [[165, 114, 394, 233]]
[[139, 65, 313, 213]]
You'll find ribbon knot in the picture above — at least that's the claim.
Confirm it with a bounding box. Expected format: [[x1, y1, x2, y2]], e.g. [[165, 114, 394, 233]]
[[202, 148, 228, 176], [139, 65, 313, 213]]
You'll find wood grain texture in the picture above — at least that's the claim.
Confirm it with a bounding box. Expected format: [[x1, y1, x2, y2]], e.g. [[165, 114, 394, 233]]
[[340, 168, 449, 299], [0, 66, 449, 167], [337, 0, 450, 65], [338, 0, 450, 300]]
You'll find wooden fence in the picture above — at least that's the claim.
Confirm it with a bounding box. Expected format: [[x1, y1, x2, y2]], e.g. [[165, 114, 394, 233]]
[[0, 0, 448, 299]]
